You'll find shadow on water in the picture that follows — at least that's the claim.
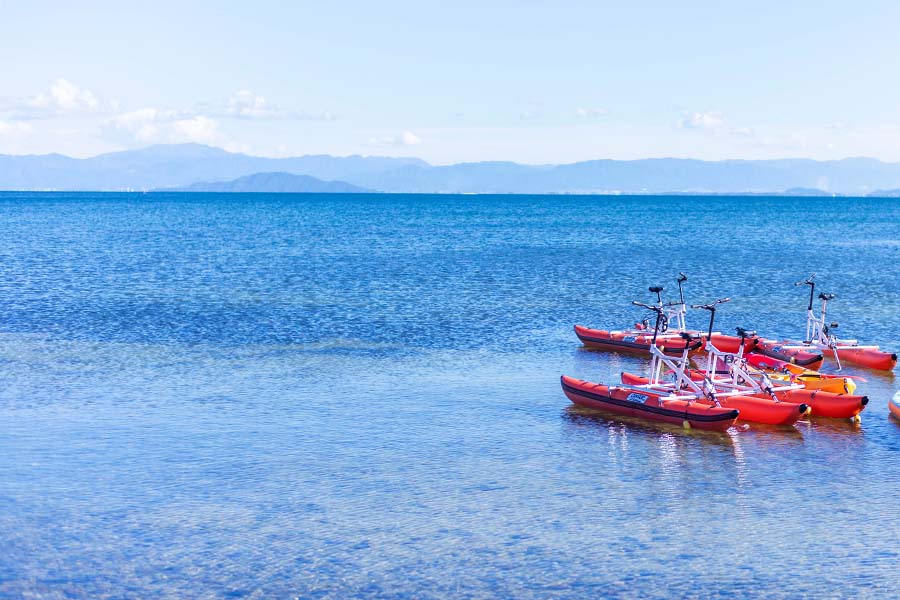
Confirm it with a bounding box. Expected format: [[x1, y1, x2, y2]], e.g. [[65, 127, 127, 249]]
[[562, 401, 808, 442], [801, 417, 865, 437], [559, 405, 756, 492], [738, 422, 806, 443], [859, 369, 897, 383], [561, 405, 737, 449]]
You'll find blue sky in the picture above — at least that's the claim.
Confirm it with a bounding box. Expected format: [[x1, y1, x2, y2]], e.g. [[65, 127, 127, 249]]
[[1, 0, 899, 163]]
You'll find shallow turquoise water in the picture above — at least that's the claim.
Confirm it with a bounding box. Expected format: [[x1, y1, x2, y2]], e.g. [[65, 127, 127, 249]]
[[1, 192, 899, 598]]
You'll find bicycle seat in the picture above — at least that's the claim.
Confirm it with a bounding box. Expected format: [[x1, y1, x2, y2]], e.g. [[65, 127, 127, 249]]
[[735, 327, 756, 338], [818, 292, 835, 301], [649, 286, 664, 293]]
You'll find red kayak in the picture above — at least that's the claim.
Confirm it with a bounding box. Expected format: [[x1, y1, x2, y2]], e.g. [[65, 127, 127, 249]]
[[574, 325, 702, 357], [752, 340, 824, 370], [620, 372, 808, 426], [561, 375, 739, 431]]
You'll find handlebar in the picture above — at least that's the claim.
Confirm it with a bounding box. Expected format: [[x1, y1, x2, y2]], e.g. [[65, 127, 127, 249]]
[[794, 274, 815, 286], [632, 300, 662, 312], [677, 272, 687, 283], [690, 298, 731, 311]]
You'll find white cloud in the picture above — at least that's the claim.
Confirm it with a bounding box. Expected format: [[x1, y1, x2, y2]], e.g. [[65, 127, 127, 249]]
[[169, 116, 222, 144], [106, 109, 226, 145], [576, 106, 609, 118], [101, 89, 335, 149], [226, 90, 282, 119], [368, 130, 422, 147], [401, 131, 421, 145], [680, 111, 726, 130], [0, 79, 113, 120], [32, 79, 99, 112], [678, 110, 755, 139]]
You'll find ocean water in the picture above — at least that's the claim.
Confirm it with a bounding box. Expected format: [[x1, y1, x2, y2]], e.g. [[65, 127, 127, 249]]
[[1, 192, 899, 598]]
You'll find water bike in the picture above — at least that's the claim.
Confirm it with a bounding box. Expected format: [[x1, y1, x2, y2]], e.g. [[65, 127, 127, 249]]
[[575, 279, 702, 356], [563, 299, 740, 431], [790, 275, 896, 371], [620, 299, 810, 425], [624, 300, 868, 421], [575, 273, 750, 357], [687, 307, 866, 420]]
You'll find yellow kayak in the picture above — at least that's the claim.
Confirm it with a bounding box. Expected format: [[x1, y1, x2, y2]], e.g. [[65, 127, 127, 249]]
[[746, 353, 858, 394], [765, 370, 857, 395]]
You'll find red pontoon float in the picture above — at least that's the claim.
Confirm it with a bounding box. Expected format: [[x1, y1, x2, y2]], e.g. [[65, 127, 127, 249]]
[[752, 339, 825, 370], [890, 393, 900, 420], [574, 324, 701, 356], [561, 375, 740, 432]]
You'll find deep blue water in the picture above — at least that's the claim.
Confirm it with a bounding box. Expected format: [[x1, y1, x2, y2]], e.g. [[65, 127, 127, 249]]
[[1, 192, 899, 598]]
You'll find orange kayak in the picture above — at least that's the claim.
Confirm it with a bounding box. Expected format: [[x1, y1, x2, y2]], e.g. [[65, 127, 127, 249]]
[[620, 372, 808, 426], [761, 388, 868, 419], [705, 333, 758, 354], [822, 346, 897, 371], [561, 375, 739, 431]]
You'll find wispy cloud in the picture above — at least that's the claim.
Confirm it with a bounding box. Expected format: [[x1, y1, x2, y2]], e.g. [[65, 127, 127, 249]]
[[0, 120, 33, 136], [118, 90, 335, 125], [368, 131, 422, 146], [575, 106, 609, 118], [216, 90, 335, 121], [518, 100, 545, 121], [678, 110, 755, 138]]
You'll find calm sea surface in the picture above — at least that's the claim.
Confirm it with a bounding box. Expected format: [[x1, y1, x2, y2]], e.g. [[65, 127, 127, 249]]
[[1, 192, 899, 598]]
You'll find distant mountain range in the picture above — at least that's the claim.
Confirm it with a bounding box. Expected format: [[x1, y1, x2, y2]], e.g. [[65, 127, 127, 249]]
[[3, 143, 900, 195], [868, 188, 900, 197], [177, 172, 371, 193]]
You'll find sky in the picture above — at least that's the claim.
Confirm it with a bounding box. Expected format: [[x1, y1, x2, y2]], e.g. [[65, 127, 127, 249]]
[[2, 0, 900, 164]]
